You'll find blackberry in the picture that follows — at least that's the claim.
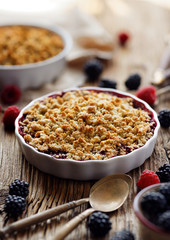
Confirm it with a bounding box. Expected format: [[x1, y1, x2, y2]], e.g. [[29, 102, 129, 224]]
[[140, 191, 167, 218], [156, 164, 170, 182], [83, 59, 103, 81], [111, 229, 135, 240], [98, 78, 117, 89], [159, 183, 170, 204], [125, 73, 141, 90], [9, 179, 29, 198], [87, 211, 112, 237], [158, 109, 170, 128], [158, 211, 170, 231], [4, 195, 26, 220]]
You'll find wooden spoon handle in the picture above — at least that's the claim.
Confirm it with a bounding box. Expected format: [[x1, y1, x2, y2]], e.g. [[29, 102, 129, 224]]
[[0, 198, 89, 238], [51, 208, 95, 240]]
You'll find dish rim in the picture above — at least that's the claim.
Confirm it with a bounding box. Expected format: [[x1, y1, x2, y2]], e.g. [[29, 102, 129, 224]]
[[15, 86, 160, 164], [0, 22, 72, 70]]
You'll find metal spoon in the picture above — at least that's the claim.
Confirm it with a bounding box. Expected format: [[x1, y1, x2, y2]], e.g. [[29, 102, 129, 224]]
[[0, 174, 131, 239], [51, 175, 131, 240], [152, 46, 170, 86]]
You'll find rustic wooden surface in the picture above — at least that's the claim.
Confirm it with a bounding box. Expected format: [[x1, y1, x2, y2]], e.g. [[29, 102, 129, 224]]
[[0, 0, 170, 239]]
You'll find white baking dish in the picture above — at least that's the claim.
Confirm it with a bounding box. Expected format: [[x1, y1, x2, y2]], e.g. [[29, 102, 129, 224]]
[[15, 87, 160, 180]]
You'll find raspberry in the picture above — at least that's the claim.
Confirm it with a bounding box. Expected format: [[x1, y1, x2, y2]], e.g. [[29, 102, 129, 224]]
[[136, 86, 156, 105], [156, 164, 170, 182], [98, 78, 117, 89], [111, 229, 135, 240], [83, 59, 103, 81], [87, 211, 112, 237], [1, 85, 21, 104], [2, 106, 20, 130], [9, 179, 29, 198], [158, 211, 170, 231], [3, 195, 26, 220], [125, 73, 141, 90], [118, 32, 130, 46], [137, 169, 160, 189], [158, 109, 170, 128], [141, 191, 167, 218]]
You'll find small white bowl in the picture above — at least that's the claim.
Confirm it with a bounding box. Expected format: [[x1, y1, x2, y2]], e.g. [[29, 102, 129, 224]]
[[0, 23, 72, 90], [15, 87, 160, 180]]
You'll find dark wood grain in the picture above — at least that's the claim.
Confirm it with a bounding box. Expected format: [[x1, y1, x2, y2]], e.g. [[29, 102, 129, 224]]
[[0, 1, 170, 239]]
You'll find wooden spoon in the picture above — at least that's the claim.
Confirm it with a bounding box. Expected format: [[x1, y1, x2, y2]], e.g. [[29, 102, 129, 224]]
[[51, 176, 131, 240], [0, 174, 131, 239]]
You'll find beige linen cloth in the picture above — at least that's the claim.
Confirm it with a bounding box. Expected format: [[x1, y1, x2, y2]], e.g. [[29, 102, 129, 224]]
[[56, 8, 114, 65], [0, 7, 114, 65]]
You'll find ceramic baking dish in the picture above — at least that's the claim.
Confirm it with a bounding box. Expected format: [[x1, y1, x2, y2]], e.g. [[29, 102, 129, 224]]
[[0, 23, 72, 90], [15, 87, 160, 180]]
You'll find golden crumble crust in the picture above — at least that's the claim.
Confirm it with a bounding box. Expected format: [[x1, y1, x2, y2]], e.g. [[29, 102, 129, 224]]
[[0, 25, 64, 65], [19, 90, 155, 161]]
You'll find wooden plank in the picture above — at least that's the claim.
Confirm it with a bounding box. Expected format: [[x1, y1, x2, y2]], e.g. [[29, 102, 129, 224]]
[[0, 1, 170, 239]]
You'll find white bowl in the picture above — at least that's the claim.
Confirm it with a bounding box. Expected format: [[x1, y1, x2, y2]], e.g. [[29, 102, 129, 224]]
[[15, 87, 160, 180], [133, 183, 170, 240], [0, 23, 72, 90]]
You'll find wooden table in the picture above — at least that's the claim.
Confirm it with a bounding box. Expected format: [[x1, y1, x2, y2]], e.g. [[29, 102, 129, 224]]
[[0, 0, 170, 239]]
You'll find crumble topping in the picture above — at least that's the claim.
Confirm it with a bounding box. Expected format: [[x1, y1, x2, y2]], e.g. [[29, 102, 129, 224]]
[[0, 25, 64, 65], [19, 90, 155, 161]]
